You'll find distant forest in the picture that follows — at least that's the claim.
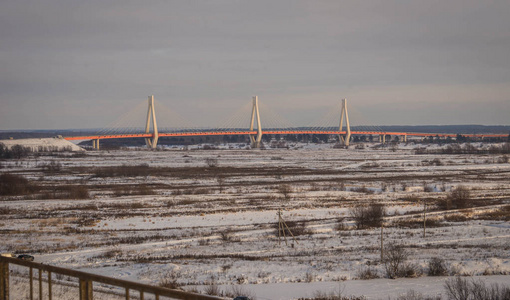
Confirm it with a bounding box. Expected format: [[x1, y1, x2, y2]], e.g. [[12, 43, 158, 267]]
[[1, 125, 509, 147]]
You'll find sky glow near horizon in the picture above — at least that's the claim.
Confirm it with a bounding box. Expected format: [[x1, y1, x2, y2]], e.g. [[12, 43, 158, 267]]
[[0, 1, 509, 130]]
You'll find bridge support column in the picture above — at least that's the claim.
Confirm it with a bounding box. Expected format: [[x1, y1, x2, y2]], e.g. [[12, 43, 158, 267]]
[[91, 139, 100, 150], [249, 96, 263, 148], [145, 95, 159, 149], [338, 98, 351, 147], [403, 135, 407, 143], [380, 135, 386, 143]]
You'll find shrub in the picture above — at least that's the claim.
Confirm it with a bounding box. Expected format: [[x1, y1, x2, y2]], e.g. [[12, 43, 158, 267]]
[[67, 185, 90, 199], [395, 290, 441, 300], [113, 184, 155, 196], [204, 283, 220, 296], [349, 202, 385, 229], [427, 257, 449, 276], [220, 230, 240, 242], [278, 184, 293, 199], [444, 214, 468, 222], [226, 285, 256, 300], [448, 186, 471, 209], [335, 218, 350, 231], [475, 205, 510, 221], [205, 158, 218, 168], [40, 161, 62, 173], [0, 173, 38, 195], [394, 217, 443, 229], [444, 276, 510, 300], [351, 186, 374, 194], [383, 242, 420, 278], [93, 164, 151, 177], [158, 270, 181, 290], [9, 144, 32, 159], [355, 266, 379, 280]]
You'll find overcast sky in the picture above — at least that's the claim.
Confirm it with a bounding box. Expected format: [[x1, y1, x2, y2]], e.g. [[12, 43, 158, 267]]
[[1, 1, 509, 130]]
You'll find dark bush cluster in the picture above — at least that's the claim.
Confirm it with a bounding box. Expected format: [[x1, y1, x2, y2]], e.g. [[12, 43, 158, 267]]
[[439, 186, 471, 210], [38, 185, 90, 200], [356, 266, 379, 280], [444, 276, 510, 300], [0, 143, 32, 159], [428, 257, 449, 276], [0, 173, 38, 196], [416, 142, 510, 155], [349, 202, 385, 229], [113, 184, 155, 196], [394, 218, 443, 229], [40, 161, 62, 173], [93, 164, 151, 177]]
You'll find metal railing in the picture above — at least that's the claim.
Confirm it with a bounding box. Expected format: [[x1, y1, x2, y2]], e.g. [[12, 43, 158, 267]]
[[0, 256, 223, 300]]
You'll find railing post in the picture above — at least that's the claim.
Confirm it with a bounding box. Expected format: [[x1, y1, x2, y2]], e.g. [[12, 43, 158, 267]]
[[125, 288, 129, 300], [29, 267, 33, 300], [0, 260, 9, 300], [38, 269, 42, 300], [79, 279, 93, 300], [48, 271, 52, 300]]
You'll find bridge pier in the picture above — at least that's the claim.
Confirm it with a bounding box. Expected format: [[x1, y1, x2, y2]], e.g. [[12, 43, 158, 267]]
[[92, 139, 100, 150], [379, 134, 386, 143]]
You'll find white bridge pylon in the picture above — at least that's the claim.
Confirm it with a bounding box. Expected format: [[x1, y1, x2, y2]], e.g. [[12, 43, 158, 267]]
[[141, 95, 350, 149], [249, 96, 263, 148], [339, 98, 351, 147], [145, 95, 159, 148]]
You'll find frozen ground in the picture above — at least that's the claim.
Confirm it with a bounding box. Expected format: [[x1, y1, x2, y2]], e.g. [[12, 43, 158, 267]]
[[1, 141, 509, 299]]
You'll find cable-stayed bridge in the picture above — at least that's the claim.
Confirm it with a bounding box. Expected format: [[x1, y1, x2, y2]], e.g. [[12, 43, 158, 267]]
[[63, 95, 508, 149]]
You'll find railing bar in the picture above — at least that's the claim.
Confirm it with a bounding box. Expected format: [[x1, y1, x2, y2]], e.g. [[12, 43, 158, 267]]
[[1, 257, 222, 300]]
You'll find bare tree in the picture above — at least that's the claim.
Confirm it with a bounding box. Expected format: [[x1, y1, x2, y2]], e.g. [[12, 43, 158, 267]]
[[383, 242, 419, 278], [383, 242, 408, 278]]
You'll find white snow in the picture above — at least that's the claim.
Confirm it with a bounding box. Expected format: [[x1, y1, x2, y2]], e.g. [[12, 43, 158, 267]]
[[0, 137, 84, 152]]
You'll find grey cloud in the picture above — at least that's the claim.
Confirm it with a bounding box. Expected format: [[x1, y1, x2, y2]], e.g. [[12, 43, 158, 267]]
[[1, 1, 509, 129]]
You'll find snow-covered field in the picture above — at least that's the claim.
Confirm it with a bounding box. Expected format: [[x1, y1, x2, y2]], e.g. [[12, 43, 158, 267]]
[[1, 141, 509, 299]]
